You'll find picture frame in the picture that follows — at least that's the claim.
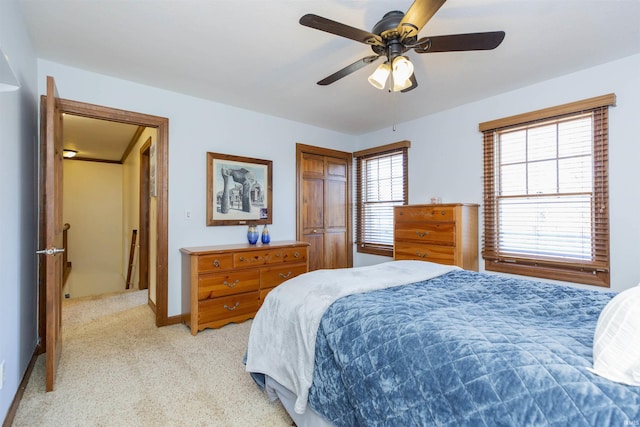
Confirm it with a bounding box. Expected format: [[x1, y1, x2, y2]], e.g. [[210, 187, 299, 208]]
[[206, 152, 272, 226]]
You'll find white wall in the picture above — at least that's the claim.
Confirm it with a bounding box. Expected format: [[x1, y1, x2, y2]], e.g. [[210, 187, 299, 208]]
[[0, 0, 39, 420], [37, 59, 355, 317], [63, 160, 125, 298], [355, 53, 640, 293]]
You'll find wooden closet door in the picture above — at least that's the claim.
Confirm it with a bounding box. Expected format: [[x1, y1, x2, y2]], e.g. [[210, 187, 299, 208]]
[[296, 144, 352, 271]]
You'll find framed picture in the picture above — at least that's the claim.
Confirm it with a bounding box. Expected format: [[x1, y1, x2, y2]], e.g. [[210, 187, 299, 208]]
[[206, 152, 272, 226]]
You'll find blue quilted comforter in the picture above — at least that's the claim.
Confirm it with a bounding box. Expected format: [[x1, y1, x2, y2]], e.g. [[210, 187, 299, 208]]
[[307, 270, 640, 426]]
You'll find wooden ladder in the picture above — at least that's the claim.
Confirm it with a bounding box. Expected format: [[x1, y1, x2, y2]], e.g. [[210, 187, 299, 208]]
[[125, 229, 137, 289]]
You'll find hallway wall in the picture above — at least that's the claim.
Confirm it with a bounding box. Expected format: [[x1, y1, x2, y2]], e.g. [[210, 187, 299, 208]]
[[62, 160, 125, 298]]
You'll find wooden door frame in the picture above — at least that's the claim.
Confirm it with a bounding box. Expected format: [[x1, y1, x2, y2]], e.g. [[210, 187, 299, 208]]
[[139, 138, 151, 293], [38, 98, 170, 332]]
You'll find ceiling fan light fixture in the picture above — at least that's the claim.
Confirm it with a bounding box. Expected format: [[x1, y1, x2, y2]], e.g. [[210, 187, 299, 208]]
[[301, 4, 506, 93], [367, 62, 391, 90], [392, 77, 413, 92], [391, 55, 414, 83]]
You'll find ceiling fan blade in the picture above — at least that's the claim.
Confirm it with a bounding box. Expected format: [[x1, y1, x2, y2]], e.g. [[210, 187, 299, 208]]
[[414, 31, 506, 53], [317, 55, 381, 86], [400, 74, 418, 93], [397, 0, 447, 41], [300, 14, 383, 47]]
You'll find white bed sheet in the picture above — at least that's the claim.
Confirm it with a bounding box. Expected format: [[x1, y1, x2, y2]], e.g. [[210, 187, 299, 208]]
[[245, 260, 459, 414], [265, 376, 334, 427]]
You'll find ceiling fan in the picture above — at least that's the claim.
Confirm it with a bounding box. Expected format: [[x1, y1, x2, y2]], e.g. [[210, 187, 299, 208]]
[[300, 0, 505, 93]]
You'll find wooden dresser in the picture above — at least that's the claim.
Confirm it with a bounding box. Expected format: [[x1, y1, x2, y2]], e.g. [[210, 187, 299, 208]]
[[393, 204, 479, 271], [180, 240, 309, 335]]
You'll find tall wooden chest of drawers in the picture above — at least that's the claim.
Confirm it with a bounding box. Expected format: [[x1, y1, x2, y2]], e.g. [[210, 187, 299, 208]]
[[180, 240, 309, 335], [393, 204, 479, 271]]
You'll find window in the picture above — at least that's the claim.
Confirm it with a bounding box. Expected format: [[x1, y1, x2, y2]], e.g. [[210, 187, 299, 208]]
[[480, 94, 614, 287], [354, 141, 409, 257]]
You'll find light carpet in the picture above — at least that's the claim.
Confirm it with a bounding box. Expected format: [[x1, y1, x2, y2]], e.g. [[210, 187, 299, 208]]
[[12, 290, 292, 427]]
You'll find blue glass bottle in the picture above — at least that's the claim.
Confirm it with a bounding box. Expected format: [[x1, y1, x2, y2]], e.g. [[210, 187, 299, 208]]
[[247, 225, 259, 244], [261, 225, 271, 244]]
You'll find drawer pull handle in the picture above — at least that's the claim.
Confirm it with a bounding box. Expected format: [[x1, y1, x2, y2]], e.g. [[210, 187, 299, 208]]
[[415, 231, 429, 237], [276, 253, 281, 257], [279, 272, 292, 279], [224, 302, 240, 311], [293, 251, 300, 258], [223, 280, 239, 288], [239, 257, 245, 262], [213, 259, 220, 268], [416, 251, 429, 258]]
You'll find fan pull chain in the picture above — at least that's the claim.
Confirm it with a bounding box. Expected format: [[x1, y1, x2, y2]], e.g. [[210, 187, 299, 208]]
[[390, 83, 398, 132]]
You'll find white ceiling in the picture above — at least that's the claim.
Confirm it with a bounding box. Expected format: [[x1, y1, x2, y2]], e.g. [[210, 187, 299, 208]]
[[62, 114, 141, 162], [20, 0, 640, 138]]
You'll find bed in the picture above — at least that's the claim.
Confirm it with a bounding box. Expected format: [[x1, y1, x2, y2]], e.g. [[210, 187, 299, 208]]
[[245, 260, 640, 426]]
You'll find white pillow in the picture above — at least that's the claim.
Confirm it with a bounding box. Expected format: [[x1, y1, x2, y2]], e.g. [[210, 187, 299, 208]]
[[587, 285, 640, 386]]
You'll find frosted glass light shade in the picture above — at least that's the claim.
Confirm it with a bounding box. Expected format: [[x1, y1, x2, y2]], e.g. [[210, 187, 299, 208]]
[[392, 56, 414, 83], [368, 62, 391, 90], [393, 77, 413, 92]]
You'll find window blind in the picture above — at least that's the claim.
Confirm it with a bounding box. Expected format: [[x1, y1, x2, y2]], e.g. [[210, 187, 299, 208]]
[[481, 95, 613, 287], [355, 141, 409, 257]]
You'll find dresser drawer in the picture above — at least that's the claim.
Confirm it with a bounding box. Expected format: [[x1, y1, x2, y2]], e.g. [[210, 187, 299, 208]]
[[394, 242, 455, 265], [395, 205, 455, 223], [198, 292, 260, 325], [282, 247, 307, 263], [198, 270, 260, 300], [260, 264, 308, 289], [260, 288, 276, 305], [394, 222, 455, 245], [197, 253, 234, 273], [234, 248, 283, 267]]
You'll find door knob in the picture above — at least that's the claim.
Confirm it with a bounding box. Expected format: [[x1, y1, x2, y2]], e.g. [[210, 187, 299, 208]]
[[36, 247, 65, 256]]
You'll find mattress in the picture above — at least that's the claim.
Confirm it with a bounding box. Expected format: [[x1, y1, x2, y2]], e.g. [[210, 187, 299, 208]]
[[246, 262, 640, 426]]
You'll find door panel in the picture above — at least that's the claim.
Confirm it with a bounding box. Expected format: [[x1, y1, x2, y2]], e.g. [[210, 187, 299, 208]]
[[302, 178, 324, 231], [324, 232, 349, 268], [325, 179, 347, 228], [41, 75, 64, 391], [301, 153, 325, 176], [304, 234, 324, 272], [327, 159, 347, 178]]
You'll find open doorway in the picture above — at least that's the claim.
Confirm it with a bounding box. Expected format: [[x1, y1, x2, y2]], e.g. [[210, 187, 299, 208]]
[[38, 97, 170, 333], [62, 119, 152, 299]]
